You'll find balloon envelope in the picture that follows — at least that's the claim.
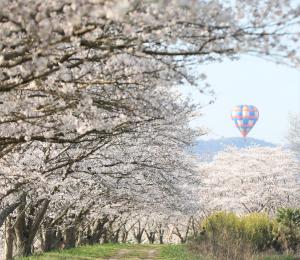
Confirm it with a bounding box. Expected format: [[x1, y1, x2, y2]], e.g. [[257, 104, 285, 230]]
[[231, 105, 259, 137]]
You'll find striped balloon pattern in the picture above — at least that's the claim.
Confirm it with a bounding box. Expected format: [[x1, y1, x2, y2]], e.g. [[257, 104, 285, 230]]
[[231, 105, 259, 137]]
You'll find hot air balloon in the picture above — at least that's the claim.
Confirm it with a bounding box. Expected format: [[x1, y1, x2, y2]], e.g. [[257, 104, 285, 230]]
[[231, 105, 259, 138]]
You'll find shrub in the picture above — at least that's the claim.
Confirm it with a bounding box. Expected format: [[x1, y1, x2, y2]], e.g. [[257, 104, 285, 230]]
[[198, 212, 251, 259], [275, 208, 300, 253], [190, 212, 275, 259], [202, 211, 242, 241], [241, 213, 274, 251]]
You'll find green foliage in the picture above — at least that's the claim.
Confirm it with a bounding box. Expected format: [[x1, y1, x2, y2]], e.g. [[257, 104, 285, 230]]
[[194, 212, 277, 259], [192, 209, 300, 258], [203, 211, 241, 234], [200, 212, 251, 259], [276, 208, 300, 227], [202, 212, 275, 251], [242, 213, 274, 251], [275, 208, 300, 253]]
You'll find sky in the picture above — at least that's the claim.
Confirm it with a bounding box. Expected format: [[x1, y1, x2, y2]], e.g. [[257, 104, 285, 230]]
[[185, 55, 300, 144]]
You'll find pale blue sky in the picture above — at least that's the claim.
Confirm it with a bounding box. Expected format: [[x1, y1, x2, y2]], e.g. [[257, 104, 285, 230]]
[[186, 56, 300, 144]]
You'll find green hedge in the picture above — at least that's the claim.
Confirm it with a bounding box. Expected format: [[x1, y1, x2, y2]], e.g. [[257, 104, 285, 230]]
[[192, 209, 300, 258], [242, 213, 274, 251], [201, 212, 275, 251]]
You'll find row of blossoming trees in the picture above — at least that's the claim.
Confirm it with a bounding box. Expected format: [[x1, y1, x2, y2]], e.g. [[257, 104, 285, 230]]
[[0, 0, 300, 259]]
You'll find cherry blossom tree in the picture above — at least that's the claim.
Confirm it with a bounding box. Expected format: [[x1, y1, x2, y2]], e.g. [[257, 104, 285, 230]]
[[1, 0, 300, 258], [0, 0, 299, 149], [0, 94, 200, 256], [198, 147, 300, 214]]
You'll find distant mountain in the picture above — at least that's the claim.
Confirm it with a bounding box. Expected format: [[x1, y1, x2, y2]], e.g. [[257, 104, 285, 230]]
[[192, 137, 276, 160]]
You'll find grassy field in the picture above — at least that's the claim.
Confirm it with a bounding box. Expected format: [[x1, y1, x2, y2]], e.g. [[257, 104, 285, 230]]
[[20, 244, 201, 260], [19, 244, 298, 260]]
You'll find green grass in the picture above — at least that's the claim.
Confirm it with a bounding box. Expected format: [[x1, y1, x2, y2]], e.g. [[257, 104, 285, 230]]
[[19, 243, 132, 259], [18, 244, 299, 260], [19, 244, 202, 260], [260, 256, 297, 260], [159, 244, 204, 259]]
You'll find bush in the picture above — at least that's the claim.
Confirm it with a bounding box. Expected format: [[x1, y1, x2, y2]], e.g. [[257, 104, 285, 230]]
[[242, 213, 274, 251], [198, 212, 251, 259], [275, 208, 300, 253], [190, 212, 275, 260], [202, 212, 243, 245], [188, 209, 300, 259]]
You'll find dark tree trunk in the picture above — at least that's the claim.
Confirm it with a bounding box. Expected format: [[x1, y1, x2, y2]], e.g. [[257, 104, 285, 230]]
[[159, 230, 164, 244], [4, 217, 14, 260], [86, 226, 92, 245], [111, 229, 120, 243], [157, 224, 165, 244], [102, 228, 109, 243], [43, 229, 60, 251], [14, 196, 50, 257], [14, 194, 28, 257], [121, 230, 129, 243], [133, 221, 145, 244], [42, 206, 71, 251], [64, 226, 76, 249], [159, 234, 164, 244], [76, 226, 84, 246], [90, 217, 109, 244], [146, 231, 156, 244], [136, 234, 143, 244]]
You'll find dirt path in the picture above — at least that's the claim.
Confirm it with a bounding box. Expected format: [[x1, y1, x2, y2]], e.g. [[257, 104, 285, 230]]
[[107, 249, 131, 259], [107, 248, 159, 260], [145, 249, 158, 259]]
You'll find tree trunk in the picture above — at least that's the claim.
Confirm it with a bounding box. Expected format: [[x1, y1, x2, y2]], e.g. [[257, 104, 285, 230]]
[[102, 228, 109, 244], [76, 227, 84, 246], [133, 221, 145, 244], [121, 230, 129, 243], [86, 226, 92, 245], [64, 226, 76, 249], [157, 224, 165, 244], [146, 231, 156, 244], [43, 229, 59, 251], [137, 235, 142, 244], [90, 218, 108, 244], [14, 197, 50, 257], [159, 234, 164, 244], [14, 194, 28, 257], [4, 217, 14, 260], [111, 230, 120, 243]]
